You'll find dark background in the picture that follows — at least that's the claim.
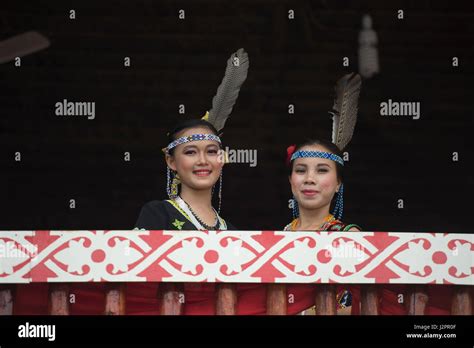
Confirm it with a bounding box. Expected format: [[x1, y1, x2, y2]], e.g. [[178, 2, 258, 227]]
[[1, 0, 472, 232]]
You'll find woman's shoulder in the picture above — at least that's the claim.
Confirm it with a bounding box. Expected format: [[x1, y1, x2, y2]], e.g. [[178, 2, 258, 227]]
[[135, 200, 174, 229], [140, 199, 172, 209], [139, 200, 176, 217]]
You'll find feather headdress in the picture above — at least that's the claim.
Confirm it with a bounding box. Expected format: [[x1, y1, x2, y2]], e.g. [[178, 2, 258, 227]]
[[330, 73, 362, 150], [202, 48, 249, 134]]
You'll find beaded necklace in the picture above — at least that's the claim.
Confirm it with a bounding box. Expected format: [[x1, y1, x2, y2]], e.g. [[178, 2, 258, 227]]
[[289, 214, 335, 231], [181, 197, 220, 230]]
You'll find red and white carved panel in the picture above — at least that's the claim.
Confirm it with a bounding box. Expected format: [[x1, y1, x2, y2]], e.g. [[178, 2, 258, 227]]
[[0, 230, 472, 285]]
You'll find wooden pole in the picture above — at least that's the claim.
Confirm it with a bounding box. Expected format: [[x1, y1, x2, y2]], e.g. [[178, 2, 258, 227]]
[[360, 285, 379, 315], [48, 284, 70, 315], [316, 284, 336, 315], [266, 284, 287, 315], [216, 283, 237, 315], [105, 283, 126, 315], [406, 285, 428, 315], [0, 285, 14, 315], [159, 283, 184, 315], [451, 286, 472, 315]]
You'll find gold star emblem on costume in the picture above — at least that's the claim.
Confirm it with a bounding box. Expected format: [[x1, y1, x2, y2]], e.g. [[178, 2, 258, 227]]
[[172, 219, 185, 230]]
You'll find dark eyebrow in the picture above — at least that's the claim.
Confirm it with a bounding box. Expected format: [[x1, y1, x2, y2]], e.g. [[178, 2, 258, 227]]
[[295, 163, 330, 167], [183, 144, 219, 150]]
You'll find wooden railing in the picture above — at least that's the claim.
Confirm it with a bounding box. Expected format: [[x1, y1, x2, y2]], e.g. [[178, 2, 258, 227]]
[[0, 230, 472, 315]]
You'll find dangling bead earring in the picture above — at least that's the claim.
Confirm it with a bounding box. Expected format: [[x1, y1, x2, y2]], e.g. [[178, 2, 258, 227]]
[[170, 173, 180, 199], [332, 184, 344, 220], [166, 167, 180, 199], [294, 198, 299, 219], [288, 196, 299, 219], [166, 167, 172, 198], [217, 171, 223, 215]]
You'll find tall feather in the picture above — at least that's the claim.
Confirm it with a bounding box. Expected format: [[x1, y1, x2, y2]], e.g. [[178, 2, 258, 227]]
[[330, 73, 362, 150], [207, 48, 249, 133]]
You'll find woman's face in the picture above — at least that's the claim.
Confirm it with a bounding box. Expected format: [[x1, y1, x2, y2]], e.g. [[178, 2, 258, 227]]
[[289, 144, 341, 213], [166, 127, 223, 191]]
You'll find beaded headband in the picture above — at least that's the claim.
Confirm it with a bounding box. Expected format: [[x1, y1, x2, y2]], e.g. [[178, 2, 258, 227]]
[[290, 150, 344, 166], [163, 134, 222, 155]]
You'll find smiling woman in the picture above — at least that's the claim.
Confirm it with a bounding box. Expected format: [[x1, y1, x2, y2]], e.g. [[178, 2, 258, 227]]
[[135, 118, 235, 231], [130, 118, 237, 315], [129, 48, 248, 315], [283, 139, 362, 315], [285, 139, 359, 232]]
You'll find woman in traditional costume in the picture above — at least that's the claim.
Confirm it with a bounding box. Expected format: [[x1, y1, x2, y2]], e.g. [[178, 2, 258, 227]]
[[129, 48, 248, 315], [274, 74, 362, 314], [284, 138, 362, 315], [134, 46, 249, 232], [282, 73, 362, 315], [234, 73, 363, 315]]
